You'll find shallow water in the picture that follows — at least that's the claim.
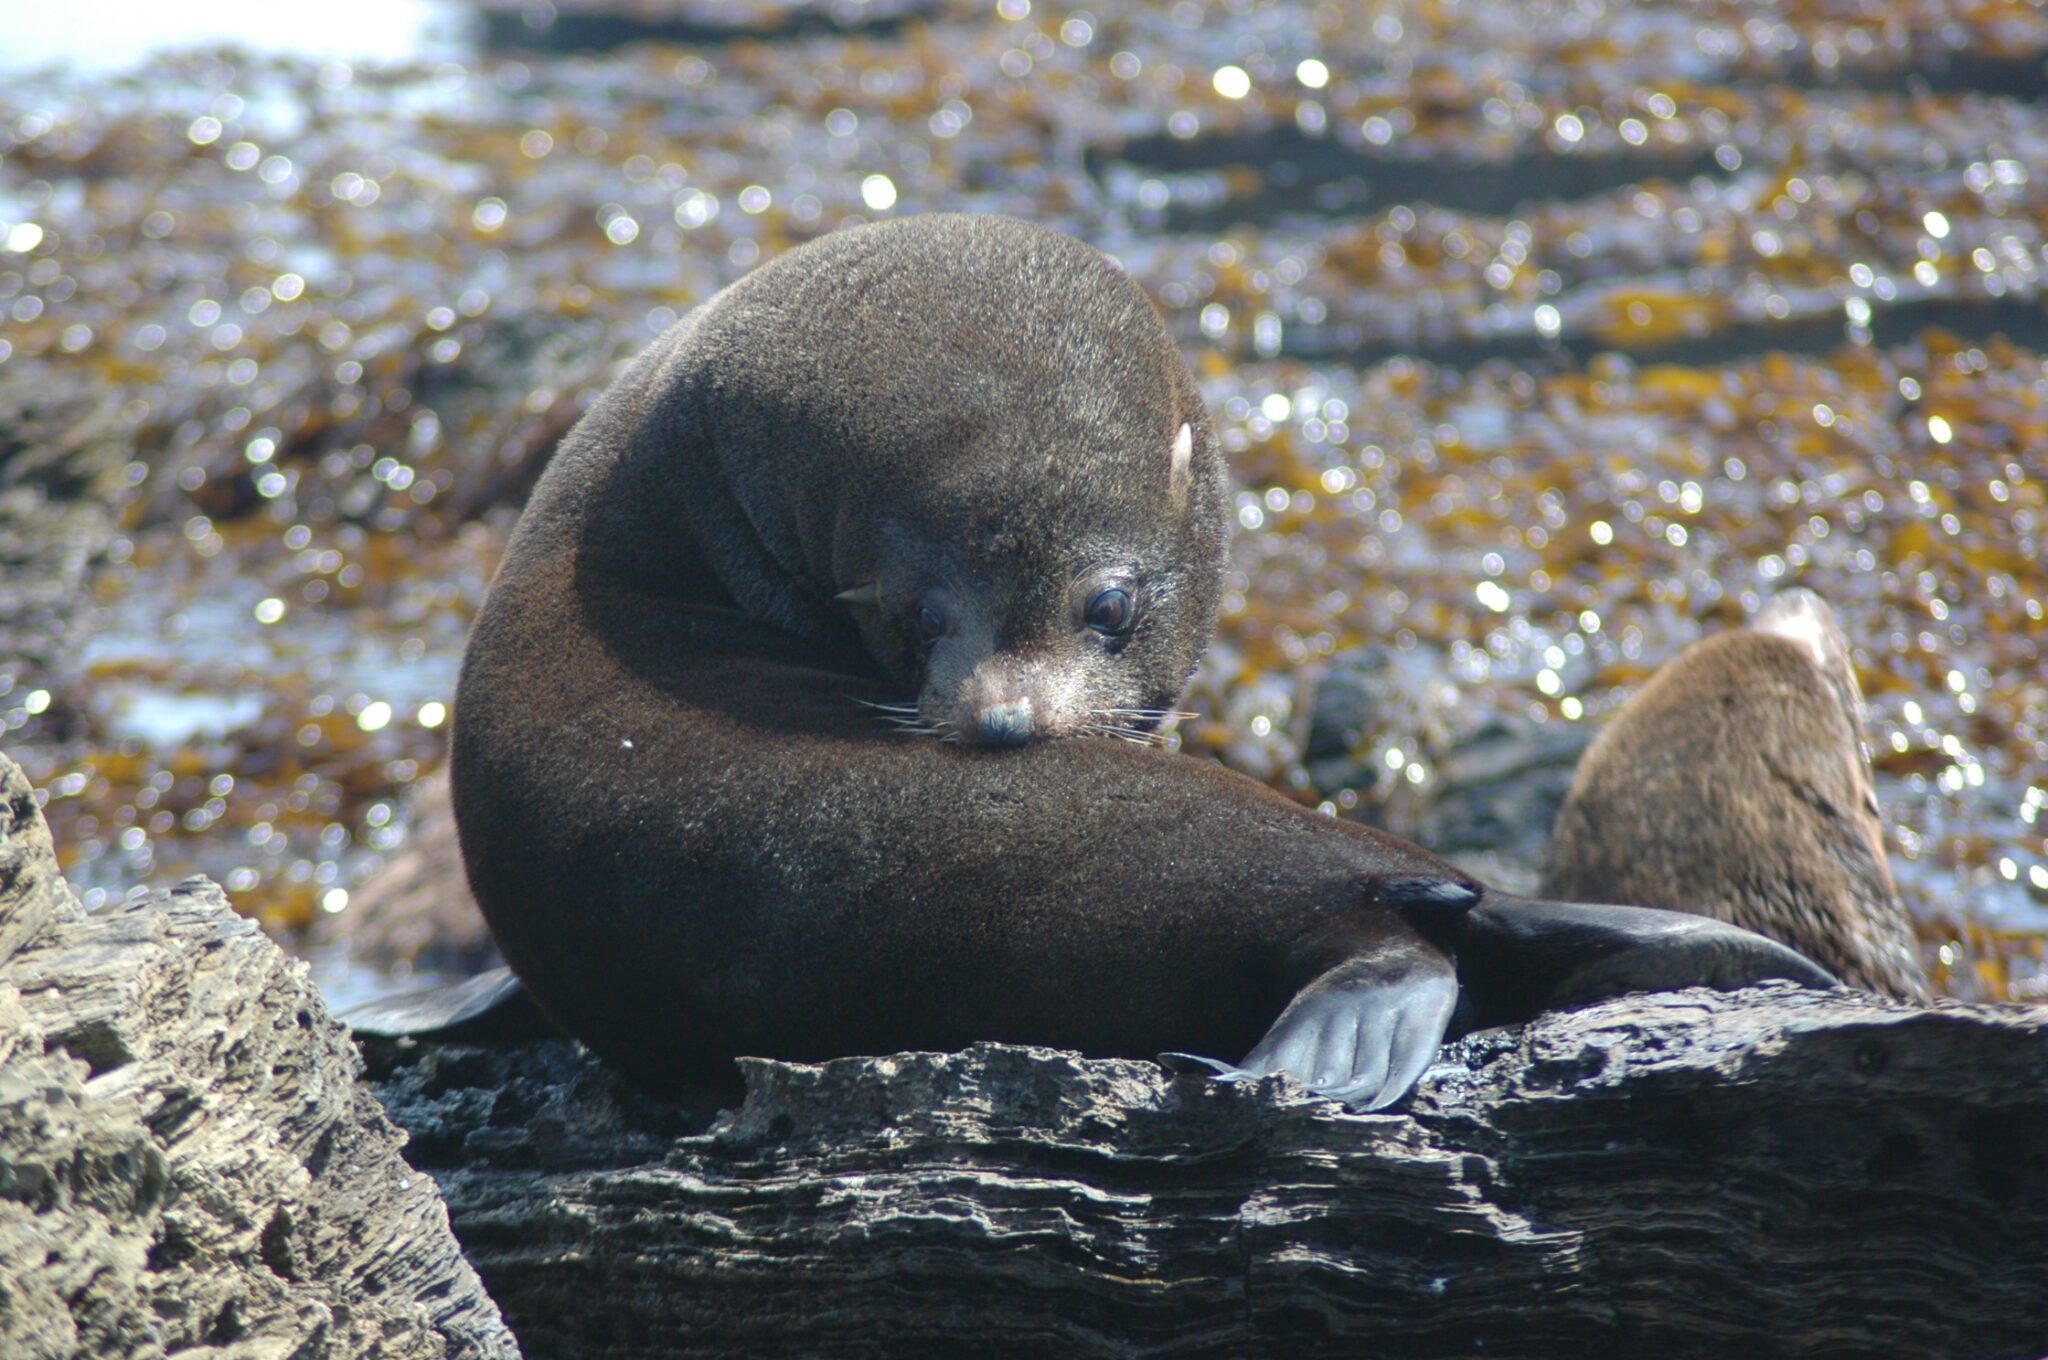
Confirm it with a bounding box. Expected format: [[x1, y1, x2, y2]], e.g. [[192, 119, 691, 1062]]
[[1, 0, 2043, 1002], [5, 0, 471, 75]]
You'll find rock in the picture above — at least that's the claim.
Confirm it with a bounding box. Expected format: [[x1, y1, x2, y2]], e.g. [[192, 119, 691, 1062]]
[[1300, 642, 1394, 794], [0, 751, 520, 1360], [134, 311, 615, 534], [312, 768, 502, 976], [474, 0, 959, 53], [1298, 651, 1587, 894], [0, 374, 128, 713], [367, 983, 2048, 1359], [1382, 711, 1592, 891]]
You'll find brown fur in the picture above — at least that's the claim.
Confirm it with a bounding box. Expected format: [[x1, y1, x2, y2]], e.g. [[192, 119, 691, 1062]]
[[452, 215, 1833, 1104], [1543, 596, 1928, 1002]]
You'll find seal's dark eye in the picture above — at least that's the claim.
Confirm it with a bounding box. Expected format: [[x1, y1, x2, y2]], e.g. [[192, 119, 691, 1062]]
[[1085, 587, 1133, 636], [914, 595, 954, 648]]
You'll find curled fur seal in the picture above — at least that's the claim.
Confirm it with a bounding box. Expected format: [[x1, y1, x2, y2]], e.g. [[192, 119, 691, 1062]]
[[433, 214, 1830, 1108], [1544, 590, 1929, 1002]]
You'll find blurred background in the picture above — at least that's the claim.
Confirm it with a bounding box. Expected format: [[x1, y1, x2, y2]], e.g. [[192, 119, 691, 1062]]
[[1, 0, 2043, 1006]]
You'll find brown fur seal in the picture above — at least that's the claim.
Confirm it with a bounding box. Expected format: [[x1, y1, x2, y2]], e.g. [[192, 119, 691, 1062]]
[[437, 214, 1831, 1109], [1543, 589, 1929, 1002]]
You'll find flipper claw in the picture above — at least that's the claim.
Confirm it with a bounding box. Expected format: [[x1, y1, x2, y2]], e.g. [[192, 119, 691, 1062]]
[[1157, 1051, 1256, 1083]]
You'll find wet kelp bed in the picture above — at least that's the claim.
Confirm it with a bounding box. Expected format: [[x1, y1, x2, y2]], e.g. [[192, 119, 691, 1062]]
[[0, 0, 2044, 999]]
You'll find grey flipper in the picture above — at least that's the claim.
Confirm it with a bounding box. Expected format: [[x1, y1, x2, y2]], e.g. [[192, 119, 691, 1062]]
[[1451, 896, 1839, 1033], [338, 966, 559, 1043], [1162, 945, 1458, 1111]]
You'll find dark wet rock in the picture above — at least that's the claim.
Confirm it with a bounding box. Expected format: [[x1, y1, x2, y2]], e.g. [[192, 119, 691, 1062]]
[[0, 371, 142, 501], [1300, 642, 1395, 795], [314, 768, 502, 976], [0, 750, 520, 1360], [367, 983, 2048, 1360], [138, 310, 618, 533], [476, 0, 964, 51], [1382, 712, 1593, 893], [0, 377, 130, 708], [1300, 654, 1585, 895]]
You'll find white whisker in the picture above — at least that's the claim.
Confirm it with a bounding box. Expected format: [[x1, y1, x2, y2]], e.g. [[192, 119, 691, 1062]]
[[850, 697, 922, 714], [1079, 720, 1170, 747], [850, 694, 949, 740]]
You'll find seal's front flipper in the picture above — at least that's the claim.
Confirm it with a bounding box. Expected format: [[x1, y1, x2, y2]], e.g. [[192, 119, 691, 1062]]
[[338, 965, 559, 1043], [1165, 947, 1457, 1111], [1453, 896, 1838, 1032]]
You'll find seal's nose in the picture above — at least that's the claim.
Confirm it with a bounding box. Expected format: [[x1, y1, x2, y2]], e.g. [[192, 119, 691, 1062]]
[[977, 700, 1035, 747]]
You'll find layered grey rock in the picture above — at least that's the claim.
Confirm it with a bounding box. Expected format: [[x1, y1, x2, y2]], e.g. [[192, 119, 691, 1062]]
[[369, 983, 2048, 1359], [0, 752, 520, 1360]]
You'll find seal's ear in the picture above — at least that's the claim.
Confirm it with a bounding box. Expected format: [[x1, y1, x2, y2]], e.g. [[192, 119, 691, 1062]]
[[835, 582, 882, 610], [1169, 423, 1193, 508]]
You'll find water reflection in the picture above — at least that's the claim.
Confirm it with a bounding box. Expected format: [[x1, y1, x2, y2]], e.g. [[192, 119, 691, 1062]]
[[3, 0, 472, 74]]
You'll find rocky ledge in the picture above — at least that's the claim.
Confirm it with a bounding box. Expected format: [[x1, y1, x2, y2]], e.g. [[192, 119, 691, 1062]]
[[368, 981, 2048, 1359], [0, 752, 518, 1359]]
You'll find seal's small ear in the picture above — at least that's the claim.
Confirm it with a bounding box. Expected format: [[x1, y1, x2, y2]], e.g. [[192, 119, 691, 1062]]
[[835, 582, 882, 610], [1169, 423, 1193, 507]]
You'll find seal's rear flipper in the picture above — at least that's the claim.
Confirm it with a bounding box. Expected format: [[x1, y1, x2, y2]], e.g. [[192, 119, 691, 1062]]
[[1452, 897, 1838, 1034], [1162, 946, 1458, 1111], [338, 966, 560, 1044]]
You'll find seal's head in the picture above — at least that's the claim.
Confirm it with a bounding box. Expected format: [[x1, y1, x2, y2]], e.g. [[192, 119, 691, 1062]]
[[841, 413, 1221, 746], [721, 215, 1230, 747], [597, 214, 1230, 747]]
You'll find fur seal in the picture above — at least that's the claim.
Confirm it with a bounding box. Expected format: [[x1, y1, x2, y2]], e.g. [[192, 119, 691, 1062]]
[[439, 214, 1831, 1109], [1543, 589, 1929, 1002]]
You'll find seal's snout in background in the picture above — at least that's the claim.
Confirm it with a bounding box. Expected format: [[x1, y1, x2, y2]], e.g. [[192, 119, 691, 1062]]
[[1750, 587, 1839, 668], [1543, 589, 1928, 1001]]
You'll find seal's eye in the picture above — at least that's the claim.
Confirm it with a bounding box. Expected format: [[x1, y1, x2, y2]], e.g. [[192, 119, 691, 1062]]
[[914, 594, 955, 649], [1085, 587, 1133, 636]]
